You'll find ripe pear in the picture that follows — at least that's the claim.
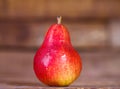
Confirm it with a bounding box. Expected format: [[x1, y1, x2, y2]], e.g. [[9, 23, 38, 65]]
[[34, 16, 82, 86]]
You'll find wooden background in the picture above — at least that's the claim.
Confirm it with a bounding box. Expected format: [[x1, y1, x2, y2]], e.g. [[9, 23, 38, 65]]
[[0, 0, 120, 89], [0, 0, 120, 49]]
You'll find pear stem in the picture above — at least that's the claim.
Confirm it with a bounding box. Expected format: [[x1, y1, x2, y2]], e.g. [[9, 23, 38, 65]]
[[57, 16, 62, 24]]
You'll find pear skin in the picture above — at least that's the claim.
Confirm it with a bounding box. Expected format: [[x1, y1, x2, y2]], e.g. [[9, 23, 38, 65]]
[[34, 16, 82, 86]]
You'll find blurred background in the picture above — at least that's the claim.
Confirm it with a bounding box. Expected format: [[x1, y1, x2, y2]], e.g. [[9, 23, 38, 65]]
[[0, 0, 120, 88]]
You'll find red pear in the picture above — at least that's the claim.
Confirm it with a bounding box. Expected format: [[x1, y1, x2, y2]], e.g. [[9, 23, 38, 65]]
[[34, 16, 82, 86]]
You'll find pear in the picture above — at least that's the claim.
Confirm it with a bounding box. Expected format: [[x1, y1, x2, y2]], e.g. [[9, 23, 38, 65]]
[[34, 16, 82, 86]]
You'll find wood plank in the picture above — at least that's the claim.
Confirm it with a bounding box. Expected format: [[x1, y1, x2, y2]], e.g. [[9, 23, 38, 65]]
[[0, 51, 120, 88], [0, 0, 119, 19], [0, 22, 107, 49], [67, 23, 107, 48], [0, 86, 119, 89]]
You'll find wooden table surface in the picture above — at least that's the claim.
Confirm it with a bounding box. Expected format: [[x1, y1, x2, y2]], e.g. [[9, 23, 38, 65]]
[[0, 50, 120, 89]]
